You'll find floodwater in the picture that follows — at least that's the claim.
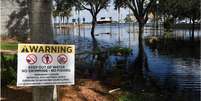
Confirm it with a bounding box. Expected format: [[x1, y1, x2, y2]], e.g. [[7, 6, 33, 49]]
[[54, 24, 200, 101]]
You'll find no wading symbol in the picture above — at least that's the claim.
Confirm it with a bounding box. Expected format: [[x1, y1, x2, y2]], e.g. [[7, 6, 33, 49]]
[[42, 54, 53, 64], [57, 54, 68, 64], [26, 54, 37, 64]]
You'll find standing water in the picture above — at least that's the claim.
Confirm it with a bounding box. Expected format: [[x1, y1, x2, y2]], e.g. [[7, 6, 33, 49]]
[[54, 24, 200, 101]]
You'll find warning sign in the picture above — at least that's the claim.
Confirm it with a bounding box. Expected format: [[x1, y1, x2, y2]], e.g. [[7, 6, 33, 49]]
[[17, 44, 75, 86], [57, 54, 68, 64], [42, 54, 53, 64], [26, 54, 37, 64]]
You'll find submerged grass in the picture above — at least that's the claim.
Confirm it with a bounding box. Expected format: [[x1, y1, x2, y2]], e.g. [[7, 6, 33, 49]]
[[109, 46, 132, 56], [117, 90, 193, 101], [118, 91, 158, 101]]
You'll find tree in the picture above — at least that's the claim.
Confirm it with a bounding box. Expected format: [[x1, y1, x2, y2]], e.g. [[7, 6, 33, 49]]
[[30, 0, 54, 101], [183, 0, 200, 40], [159, 0, 181, 30], [114, 0, 155, 41], [6, 0, 29, 40], [74, 0, 110, 41], [54, 0, 73, 25], [124, 14, 134, 23], [159, 0, 200, 40]]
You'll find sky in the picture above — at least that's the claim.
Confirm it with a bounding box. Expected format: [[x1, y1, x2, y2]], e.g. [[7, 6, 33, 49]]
[[54, 1, 131, 23]]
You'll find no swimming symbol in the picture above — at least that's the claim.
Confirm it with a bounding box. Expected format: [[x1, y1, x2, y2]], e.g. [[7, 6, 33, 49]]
[[26, 54, 37, 64]]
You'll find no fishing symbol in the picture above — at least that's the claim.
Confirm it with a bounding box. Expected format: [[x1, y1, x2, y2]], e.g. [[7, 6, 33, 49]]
[[57, 54, 68, 64], [42, 54, 53, 64], [26, 54, 37, 64]]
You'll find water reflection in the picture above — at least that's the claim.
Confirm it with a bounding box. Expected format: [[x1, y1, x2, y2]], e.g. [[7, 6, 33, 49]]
[[54, 24, 200, 101], [145, 38, 200, 93], [127, 39, 149, 90]]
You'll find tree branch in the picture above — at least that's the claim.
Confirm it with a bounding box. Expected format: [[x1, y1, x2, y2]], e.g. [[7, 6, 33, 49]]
[[127, 0, 139, 17], [143, 0, 155, 16]]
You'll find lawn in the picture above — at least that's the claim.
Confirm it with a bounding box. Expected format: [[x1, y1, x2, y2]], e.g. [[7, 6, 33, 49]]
[[1, 42, 18, 51]]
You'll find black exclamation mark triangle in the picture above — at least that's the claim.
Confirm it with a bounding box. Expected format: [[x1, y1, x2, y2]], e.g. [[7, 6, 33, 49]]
[[21, 46, 29, 52]]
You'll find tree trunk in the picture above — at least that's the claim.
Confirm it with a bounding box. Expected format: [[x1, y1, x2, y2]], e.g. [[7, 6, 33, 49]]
[[192, 19, 195, 41], [63, 16, 65, 25], [61, 16, 63, 25], [138, 22, 144, 43], [137, 21, 146, 65], [67, 17, 69, 24], [91, 16, 97, 41], [129, 21, 149, 90], [59, 13, 62, 29], [30, 0, 54, 101], [128, 30, 148, 90]]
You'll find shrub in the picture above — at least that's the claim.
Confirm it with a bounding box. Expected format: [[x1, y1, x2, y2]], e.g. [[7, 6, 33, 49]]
[[109, 46, 132, 56], [1, 54, 17, 86]]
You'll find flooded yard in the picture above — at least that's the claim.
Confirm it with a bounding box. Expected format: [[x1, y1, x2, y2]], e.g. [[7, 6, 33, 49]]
[[54, 24, 200, 101]]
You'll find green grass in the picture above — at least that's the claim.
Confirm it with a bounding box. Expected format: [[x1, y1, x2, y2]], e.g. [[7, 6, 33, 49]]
[[1, 42, 18, 50], [3, 54, 16, 60], [1, 54, 17, 86], [118, 92, 159, 101]]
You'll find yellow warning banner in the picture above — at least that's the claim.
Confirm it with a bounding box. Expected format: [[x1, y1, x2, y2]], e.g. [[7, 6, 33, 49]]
[[18, 44, 75, 53]]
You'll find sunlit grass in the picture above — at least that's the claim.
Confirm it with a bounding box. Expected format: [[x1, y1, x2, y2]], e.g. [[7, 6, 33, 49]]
[[1, 42, 18, 51]]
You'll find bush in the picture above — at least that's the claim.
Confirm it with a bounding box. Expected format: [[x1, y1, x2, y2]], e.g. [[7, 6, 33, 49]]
[[109, 46, 132, 56], [1, 54, 17, 86], [164, 17, 174, 31]]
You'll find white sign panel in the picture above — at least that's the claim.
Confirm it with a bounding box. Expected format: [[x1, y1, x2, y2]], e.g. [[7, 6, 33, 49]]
[[17, 44, 75, 86]]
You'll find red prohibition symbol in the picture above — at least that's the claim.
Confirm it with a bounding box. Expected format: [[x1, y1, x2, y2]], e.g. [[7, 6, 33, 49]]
[[57, 54, 68, 64], [26, 54, 37, 64], [42, 54, 53, 64]]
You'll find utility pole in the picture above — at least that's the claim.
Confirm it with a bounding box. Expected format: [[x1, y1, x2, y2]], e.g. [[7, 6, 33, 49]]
[[30, 0, 54, 101]]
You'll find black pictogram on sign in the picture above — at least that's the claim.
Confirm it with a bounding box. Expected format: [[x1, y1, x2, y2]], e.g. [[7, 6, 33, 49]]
[[42, 54, 53, 64], [26, 54, 37, 64], [57, 54, 68, 64]]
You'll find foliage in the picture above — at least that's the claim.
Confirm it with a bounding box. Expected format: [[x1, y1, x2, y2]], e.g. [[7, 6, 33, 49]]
[[158, 0, 200, 33], [114, 0, 127, 9], [6, 0, 29, 38], [159, 0, 200, 23], [53, 0, 74, 18], [74, 0, 111, 40], [74, 0, 110, 16], [163, 17, 174, 31], [1, 54, 17, 86], [109, 46, 132, 56], [124, 15, 134, 23], [114, 0, 155, 25]]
